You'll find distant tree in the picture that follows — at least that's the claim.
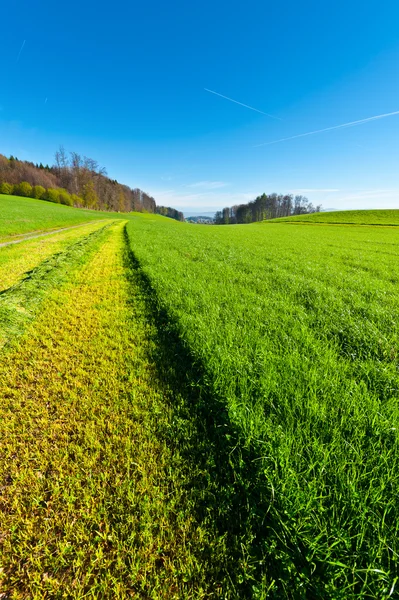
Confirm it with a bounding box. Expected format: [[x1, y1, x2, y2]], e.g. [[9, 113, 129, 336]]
[[82, 181, 98, 208], [32, 185, 46, 199], [214, 210, 223, 224], [54, 146, 72, 189], [293, 195, 307, 215], [118, 189, 126, 212], [71, 194, 82, 206]]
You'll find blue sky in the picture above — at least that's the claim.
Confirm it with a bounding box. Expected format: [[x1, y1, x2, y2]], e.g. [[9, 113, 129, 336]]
[[1, 0, 399, 214]]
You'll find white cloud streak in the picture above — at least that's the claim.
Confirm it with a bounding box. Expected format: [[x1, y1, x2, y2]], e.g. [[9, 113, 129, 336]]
[[204, 88, 282, 120], [290, 188, 340, 193], [186, 180, 229, 189], [16, 40, 26, 63], [255, 109, 399, 147]]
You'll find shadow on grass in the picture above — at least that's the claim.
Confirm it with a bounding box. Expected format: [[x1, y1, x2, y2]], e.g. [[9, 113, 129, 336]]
[[122, 228, 315, 599]]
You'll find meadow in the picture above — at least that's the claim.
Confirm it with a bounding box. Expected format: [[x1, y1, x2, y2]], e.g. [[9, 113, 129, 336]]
[[125, 215, 399, 597], [1, 196, 398, 598], [272, 208, 399, 226], [0, 194, 111, 242]]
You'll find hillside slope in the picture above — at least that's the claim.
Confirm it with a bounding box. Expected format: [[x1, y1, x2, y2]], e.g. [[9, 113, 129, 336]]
[[0, 194, 118, 241], [271, 208, 399, 225]]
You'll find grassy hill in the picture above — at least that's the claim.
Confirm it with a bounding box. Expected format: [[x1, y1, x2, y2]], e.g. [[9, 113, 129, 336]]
[[271, 208, 399, 226], [0, 194, 116, 241]]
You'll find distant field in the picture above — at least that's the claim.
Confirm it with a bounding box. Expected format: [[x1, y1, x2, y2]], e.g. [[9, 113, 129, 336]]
[[1, 202, 399, 598], [271, 208, 399, 225], [0, 194, 112, 240]]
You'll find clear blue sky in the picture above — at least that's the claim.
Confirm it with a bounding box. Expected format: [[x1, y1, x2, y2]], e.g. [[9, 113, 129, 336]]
[[1, 0, 399, 214]]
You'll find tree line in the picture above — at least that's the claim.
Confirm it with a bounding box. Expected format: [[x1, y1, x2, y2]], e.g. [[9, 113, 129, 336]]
[[0, 148, 180, 219], [215, 193, 322, 224], [156, 206, 185, 221]]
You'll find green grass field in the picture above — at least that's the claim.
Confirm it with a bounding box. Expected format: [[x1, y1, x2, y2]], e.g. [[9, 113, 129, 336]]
[[272, 208, 399, 225], [125, 215, 399, 597], [1, 199, 399, 598], [0, 194, 113, 242]]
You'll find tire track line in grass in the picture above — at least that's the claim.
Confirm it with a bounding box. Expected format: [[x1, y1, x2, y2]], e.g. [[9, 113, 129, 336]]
[[0, 220, 112, 293], [0, 220, 108, 248], [0, 221, 220, 599], [0, 223, 113, 350]]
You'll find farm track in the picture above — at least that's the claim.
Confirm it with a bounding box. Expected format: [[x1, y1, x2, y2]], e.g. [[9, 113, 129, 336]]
[[0, 220, 105, 248], [0, 221, 236, 599]]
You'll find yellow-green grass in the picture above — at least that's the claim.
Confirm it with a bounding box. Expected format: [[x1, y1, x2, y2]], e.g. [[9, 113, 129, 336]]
[[126, 215, 399, 598], [0, 220, 113, 292], [0, 222, 237, 598], [271, 208, 399, 226], [0, 224, 115, 351], [0, 194, 118, 242]]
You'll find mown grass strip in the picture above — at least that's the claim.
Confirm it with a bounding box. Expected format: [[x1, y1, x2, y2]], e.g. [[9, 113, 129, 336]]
[[0, 220, 106, 248], [0, 221, 112, 293], [0, 223, 112, 349], [0, 222, 241, 599]]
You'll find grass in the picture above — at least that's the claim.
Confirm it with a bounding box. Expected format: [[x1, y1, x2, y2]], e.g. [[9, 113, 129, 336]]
[[271, 208, 399, 226], [1, 202, 399, 597], [0, 220, 112, 292], [0, 194, 114, 241], [125, 215, 399, 598], [0, 221, 244, 598], [0, 223, 113, 350]]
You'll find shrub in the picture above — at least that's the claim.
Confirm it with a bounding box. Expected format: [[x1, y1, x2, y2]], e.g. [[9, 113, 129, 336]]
[[45, 188, 61, 203], [0, 182, 13, 195], [32, 185, 46, 199], [16, 181, 33, 198], [58, 189, 73, 206]]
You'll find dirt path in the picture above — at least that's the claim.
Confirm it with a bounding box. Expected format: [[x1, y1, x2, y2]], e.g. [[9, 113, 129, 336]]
[[0, 220, 106, 248]]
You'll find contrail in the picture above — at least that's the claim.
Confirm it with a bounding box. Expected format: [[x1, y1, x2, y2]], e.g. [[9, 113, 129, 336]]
[[204, 88, 282, 120], [254, 109, 399, 147], [16, 40, 26, 63]]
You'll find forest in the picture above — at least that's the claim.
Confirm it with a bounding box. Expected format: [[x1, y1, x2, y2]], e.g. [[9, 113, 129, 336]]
[[0, 147, 179, 218], [215, 192, 322, 224]]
